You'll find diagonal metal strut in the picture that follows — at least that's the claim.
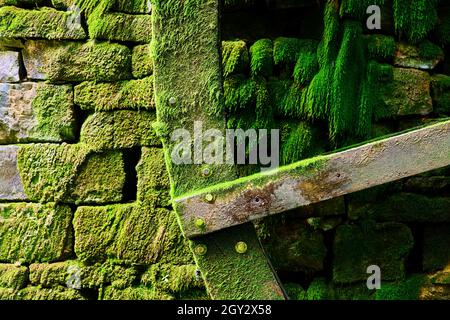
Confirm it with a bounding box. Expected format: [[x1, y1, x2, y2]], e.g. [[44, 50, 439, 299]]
[[176, 120, 450, 238]]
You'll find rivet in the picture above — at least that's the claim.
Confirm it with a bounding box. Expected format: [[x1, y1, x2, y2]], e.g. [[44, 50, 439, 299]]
[[169, 97, 176, 105], [205, 193, 214, 203], [202, 167, 211, 177], [195, 218, 206, 229], [195, 244, 207, 256], [235, 241, 248, 254]]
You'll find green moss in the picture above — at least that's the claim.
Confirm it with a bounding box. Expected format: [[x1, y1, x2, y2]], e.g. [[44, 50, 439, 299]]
[[293, 50, 319, 85], [74, 77, 155, 111], [74, 203, 193, 265], [280, 121, 323, 166], [306, 278, 374, 300], [222, 40, 249, 77], [340, 0, 385, 18], [375, 274, 428, 300], [267, 79, 292, 116], [224, 75, 257, 112], [132, 44, 154, 78], [333, 222, 414, 284], [366, 62, 393, 122], [284, 283, 307, 300], [100, 285, 172, 300], [0, 203, 72, 263], [417, 40, 445, 59], [80, 110, 160, 151], [13, 286, 84, 300], [0, 264, 28, 290], [69, 152, 126, 205], [136, 147, 171, 206], [113, 0, 152, 14], [249, 39, 273, 78], [274, 37, 307, 67], [366, 35, 396, 61], [18, 143, 91, 203], [0, 6, 86, 40], [23, 40, 132, 82], [393, 0, 438, 43], [31, 83, 76, 142]]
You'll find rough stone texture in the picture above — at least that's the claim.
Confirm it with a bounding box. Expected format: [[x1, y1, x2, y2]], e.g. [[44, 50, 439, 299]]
[[69, 152, 126, 205], [80, 111, 160, 151], [22, 40, 132, 82], [74, 77, 155, 111], [0, 146, 27, 201], [259, 218, 326, 273], [0, 6, 86, 40], [431, 74, 450, 115], [51, 0, 75, 10], [132, 44, 153, 78], [0, 286, 84, 300], [29, 261, 138, 290], [404, 176, 450, 194], [0, 0, 45, 5], [0, 203, 73, 263], [0, 83, 76, 144], [136, 147, 171, 206], [333, 222, 414, 284], [0, 39, 23, 50], [423, 224, 450, 272], [88, 13, 152, 43], [394, 42, 444, 70], [0, 51, 20, 82], [382, 68, 433, 116], [349, 193, 450, 222], [112, 0, 152, 14], [0, 264, 28, 290], [73, 203, 192, 265]]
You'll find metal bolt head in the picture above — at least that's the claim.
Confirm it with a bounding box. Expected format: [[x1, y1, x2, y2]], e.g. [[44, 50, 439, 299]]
[[168, 97, 176, 105], [235, 241, 248, 254], [195, 218, 205, 229], [194, 244, 207, 256], [202, 167, 211, 177], [205, 193, 214, 202]]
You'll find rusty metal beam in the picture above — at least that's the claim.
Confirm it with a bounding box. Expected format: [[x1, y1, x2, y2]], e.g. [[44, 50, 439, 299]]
[[175, 120, 450, 238]]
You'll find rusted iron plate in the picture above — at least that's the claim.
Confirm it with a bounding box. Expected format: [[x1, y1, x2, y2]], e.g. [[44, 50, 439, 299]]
[[176, 120, 450, 238]]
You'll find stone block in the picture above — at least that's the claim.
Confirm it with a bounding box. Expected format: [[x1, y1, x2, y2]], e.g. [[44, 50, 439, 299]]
[[132, 44, 153, 78], [0, 51, 20, 82], [0, 146, 27, 201]]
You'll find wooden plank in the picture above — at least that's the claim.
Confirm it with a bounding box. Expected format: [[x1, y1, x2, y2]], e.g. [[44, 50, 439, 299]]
[[176, 120, 450, 238], [152, 0, 285, 300]]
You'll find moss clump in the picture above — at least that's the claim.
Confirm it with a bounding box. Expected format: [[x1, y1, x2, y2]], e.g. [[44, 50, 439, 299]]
[[74, 203, 193, 265], [306, 278, 374, 300], [29, 261, 138, 290], [75, 77, 155, 111], [0, 203, 72, 263], [80, 111, 160, 151], [224, 75, 257, 112], [333, 222, 414, 284], [284, 283, 307, 300], [393, 0, 438, 43], [222, 40, 249, 77], [18, 143, 91, 203], [375, 274, 428, 300], [3, 286, 84, 300], [113, 0, 152, 14], [249, 39, 273, 77], [0, 6, 86, 40], [267, 79, 292, 116], [23, 40, 132, 82], [136, 147, 171, 206], [280, 121, 323, 166], [132, 44, 153, 78], [366, 35, 396, 61], [0, 264, 28, 290], [340, 0, 385, 18], [293, 50, 319, 85], [141, 263, 205, 295]]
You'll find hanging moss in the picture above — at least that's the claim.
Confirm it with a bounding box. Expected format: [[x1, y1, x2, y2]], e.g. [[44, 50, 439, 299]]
[[273, 37, 317, 68], [280, 121, 321, 165], [293, 50, 319, 85], [267, 79, 292, 116], [393, 0, 439, 43], [222, 40, 249, 77], [302, 0, 341, 121], [253, 77, 274, 129], [340, 0, 385, 19], [365, 35, 396, 61], [249, 39, 273, 78], [281, 82, 305, 117], [329, 20, 366, 140], [223, 75, 257, 112]]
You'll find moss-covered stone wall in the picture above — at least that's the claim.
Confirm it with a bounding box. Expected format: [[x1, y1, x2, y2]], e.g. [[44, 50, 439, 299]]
[[0, 0, 449, 301], [0, 0, 206, 300]]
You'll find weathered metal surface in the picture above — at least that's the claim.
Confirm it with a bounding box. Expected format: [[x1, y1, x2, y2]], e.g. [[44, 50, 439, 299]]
[[176, 120, 450, 238], [152, 0, 285, 300]]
